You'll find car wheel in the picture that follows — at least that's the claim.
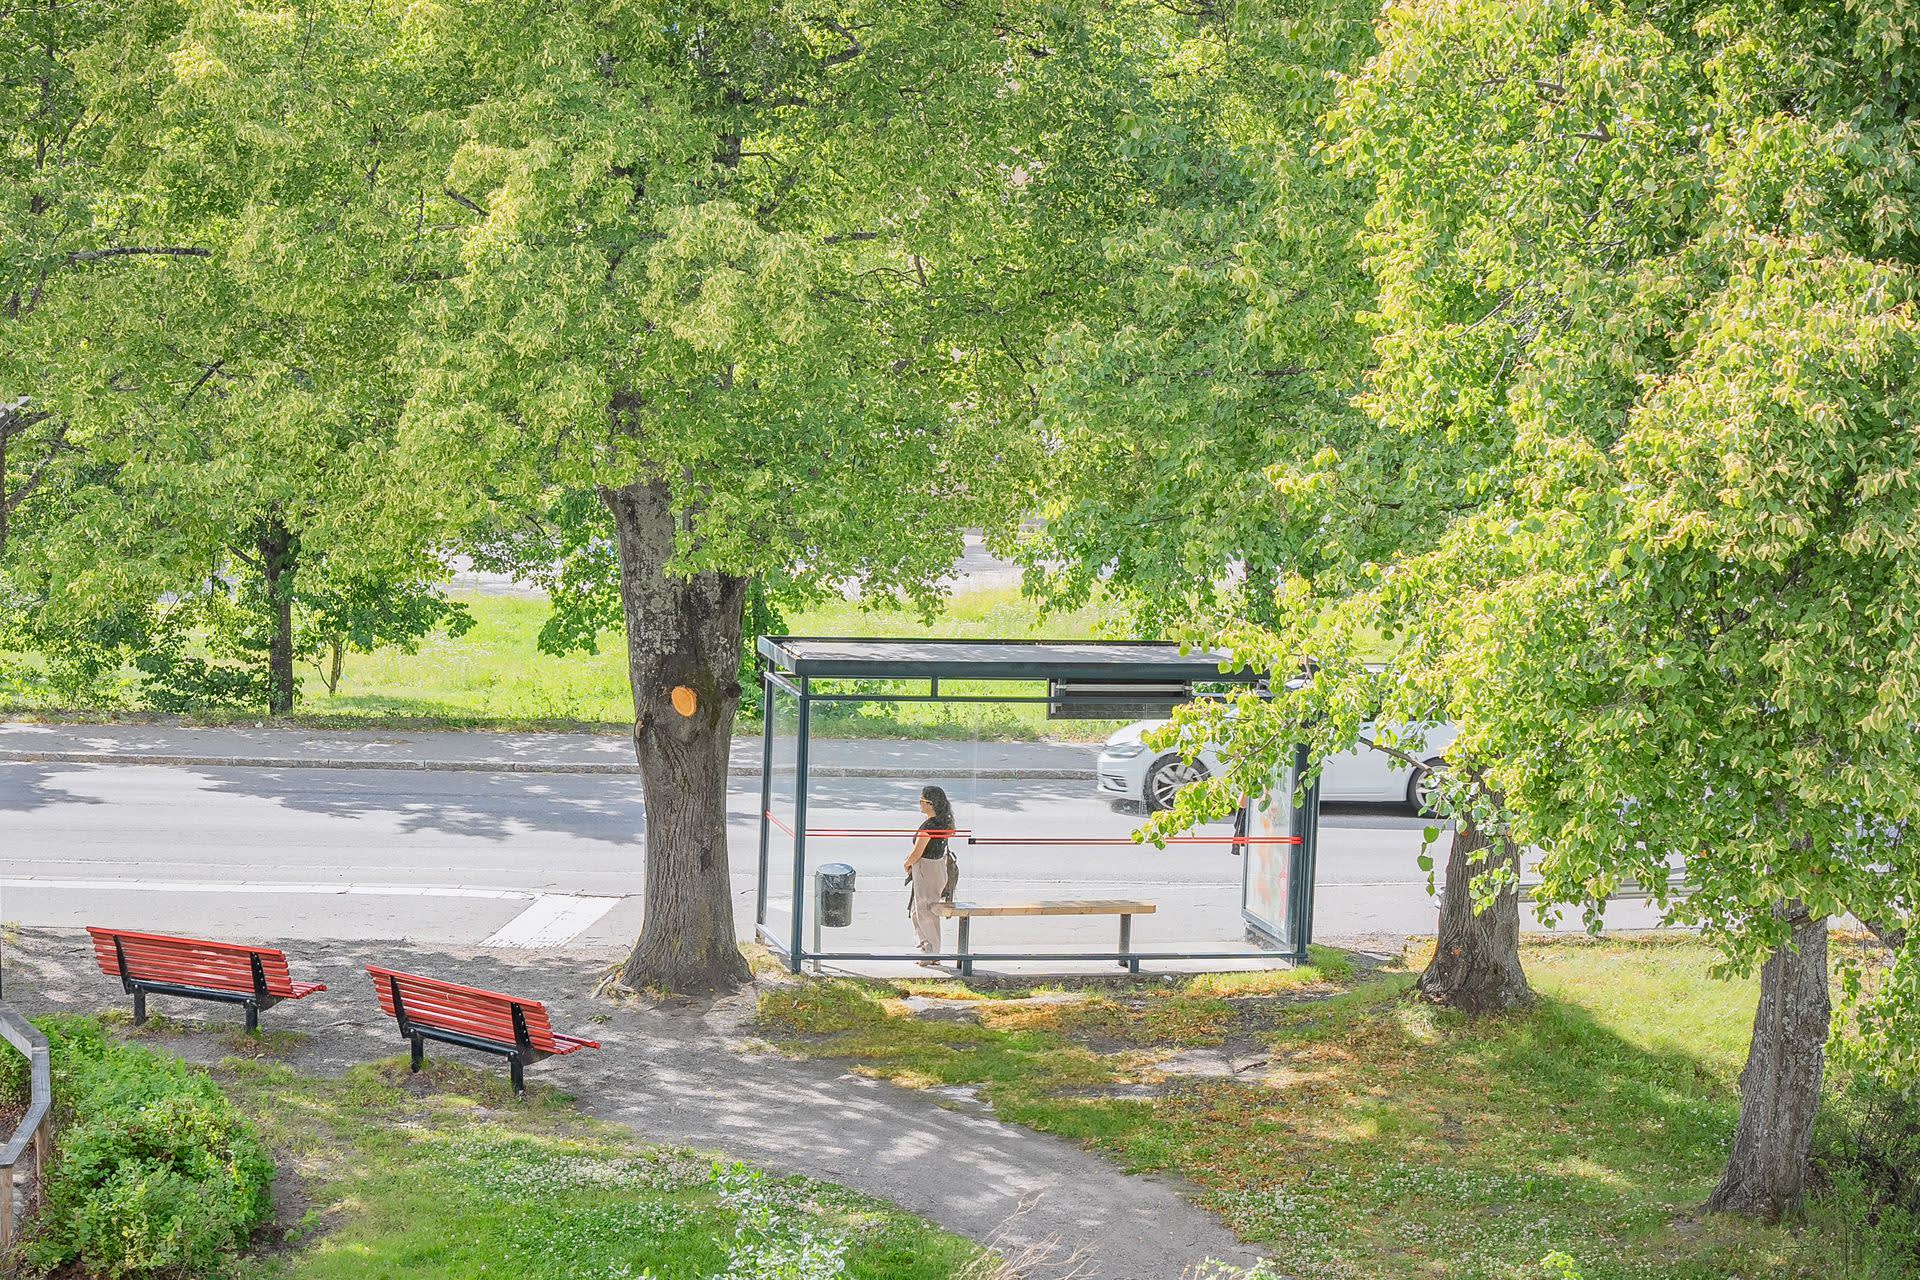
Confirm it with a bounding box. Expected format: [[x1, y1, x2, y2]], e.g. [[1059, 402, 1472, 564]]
[[1144, 756, 1208, 812], [1407, 758, 1446, 815]]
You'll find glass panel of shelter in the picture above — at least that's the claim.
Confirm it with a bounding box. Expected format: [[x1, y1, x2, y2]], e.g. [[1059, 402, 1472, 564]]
[[755, 671, 800, 956], [752, 641, 1310, 972]]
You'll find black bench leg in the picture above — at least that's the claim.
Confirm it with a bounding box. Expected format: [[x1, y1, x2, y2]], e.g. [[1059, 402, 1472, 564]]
[[508, 1055, 525, 1097], [957, 916, 973, 978], [244, 1002, 259, 1035], [1119, 915, 1139, 975], [410, 1034, 424, 1073], [132, 989, 147, 1027]]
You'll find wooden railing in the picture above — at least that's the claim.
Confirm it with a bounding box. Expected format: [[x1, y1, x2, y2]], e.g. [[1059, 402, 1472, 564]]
[[0, 1004, 51, 1247]]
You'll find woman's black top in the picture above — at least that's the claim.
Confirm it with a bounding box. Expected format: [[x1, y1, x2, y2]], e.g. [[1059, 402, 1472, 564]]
[[918, 816, 949, 859]]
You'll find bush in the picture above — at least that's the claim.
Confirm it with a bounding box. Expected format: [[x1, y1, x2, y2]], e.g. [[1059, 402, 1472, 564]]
[[11, 1016, 274, 1278], [1816, 1068, 1920, 1275]]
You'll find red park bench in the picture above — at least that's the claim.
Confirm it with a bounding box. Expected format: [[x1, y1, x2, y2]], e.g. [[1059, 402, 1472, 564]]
[[86, 926, 327, 1032], [366, 966, 599, 1094]]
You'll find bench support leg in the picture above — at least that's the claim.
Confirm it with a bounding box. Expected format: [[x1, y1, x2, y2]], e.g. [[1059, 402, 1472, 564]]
[[1119, 915, 1139, 975], [132, 989, 147, 1027], [410, 1034, 424, 1073], [508, 1055, 525, 1097], [244, 1002, 259, 1035], [957, 917, 973, 978]]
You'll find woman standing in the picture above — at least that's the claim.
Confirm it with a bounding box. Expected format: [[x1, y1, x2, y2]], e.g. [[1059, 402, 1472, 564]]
[[905, 785, 955, 966]]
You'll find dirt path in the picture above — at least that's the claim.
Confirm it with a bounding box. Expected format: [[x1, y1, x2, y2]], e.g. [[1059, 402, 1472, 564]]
[[4, 930, 1262, 1280]]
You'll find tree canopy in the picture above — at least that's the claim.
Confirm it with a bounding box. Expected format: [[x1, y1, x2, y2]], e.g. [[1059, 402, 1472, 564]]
[[1133, 0, 1920, 1214], [1017, 0, 1389, 630]]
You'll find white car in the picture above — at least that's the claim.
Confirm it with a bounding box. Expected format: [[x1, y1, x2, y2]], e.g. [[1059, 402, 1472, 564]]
[[1096, 718, 1458, 812]]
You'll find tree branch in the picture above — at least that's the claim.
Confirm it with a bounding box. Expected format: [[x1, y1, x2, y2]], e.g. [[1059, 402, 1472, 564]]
[[443, 188, 488, 217], [1862, 915, 1909, 953], [819, 18, 865, 68], [179, 358, 228, 408], [66, 246, 210, 263], [4, 422, 69, 514]]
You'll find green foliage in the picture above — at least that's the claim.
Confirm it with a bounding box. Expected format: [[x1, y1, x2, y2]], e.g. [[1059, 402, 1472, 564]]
[[372, 1, 1064, 606], [1019, 0, 1385, 630], [1135, 0, 1920, 1088], [1819, 1068, 1920, 1269], [0, 1035, 28, 1104], [21, 1016, 274, 1278], [3, 0, 471, 716]]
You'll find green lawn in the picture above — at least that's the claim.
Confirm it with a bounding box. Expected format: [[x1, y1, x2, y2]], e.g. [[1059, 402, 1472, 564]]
[[1, 586, 1122, 739], [757, 938, 1918, 1280], [212, 1053, 983, 1280]]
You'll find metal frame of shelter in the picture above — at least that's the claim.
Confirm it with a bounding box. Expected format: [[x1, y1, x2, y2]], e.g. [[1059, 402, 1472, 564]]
[[753, 637, 1322, 973]]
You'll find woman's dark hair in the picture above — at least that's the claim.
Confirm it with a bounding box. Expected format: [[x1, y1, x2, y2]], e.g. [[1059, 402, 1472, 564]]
[[921, 785, 954, 830]]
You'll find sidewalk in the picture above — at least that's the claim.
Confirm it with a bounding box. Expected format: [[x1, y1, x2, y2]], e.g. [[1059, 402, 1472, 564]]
[[0, 720, 1099, 779]]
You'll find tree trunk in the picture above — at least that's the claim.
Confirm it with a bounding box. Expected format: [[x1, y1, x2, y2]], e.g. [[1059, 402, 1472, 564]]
[[258, 519, 298, 715], [602, 476, 753, 996], [326, 637, 344, 696], [0, 407, 10, 562], [1417, 813, 1533, 1014], [1707, 904, 1830, 1219]]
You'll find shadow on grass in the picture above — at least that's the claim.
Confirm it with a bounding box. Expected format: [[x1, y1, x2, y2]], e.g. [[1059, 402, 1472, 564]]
[[1104, 988, 1806, 1279], [763, 953, 1857, 1280]]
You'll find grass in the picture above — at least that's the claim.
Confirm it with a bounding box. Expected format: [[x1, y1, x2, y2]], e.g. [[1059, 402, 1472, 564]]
[[757, 937, 1919, 1280], [196, 1053, 983, 1280], [1, 586, 1122, 739]]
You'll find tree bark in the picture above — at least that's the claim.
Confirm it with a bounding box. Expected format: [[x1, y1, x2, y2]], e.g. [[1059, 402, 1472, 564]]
[[1861, 914, 1908, 954], [1707, 904, 1830, 1219], [0, 407, 9, 562], [1417, 812, 1533, 1014], [602, 476, 753, 996], [258, 518, 298, 715]]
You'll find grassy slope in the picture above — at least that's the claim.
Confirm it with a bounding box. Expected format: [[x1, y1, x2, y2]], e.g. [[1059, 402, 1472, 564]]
[[210, 1052, 980, 1280], [2, 587, 1119, 738], [758, 938, 1911, 1280]]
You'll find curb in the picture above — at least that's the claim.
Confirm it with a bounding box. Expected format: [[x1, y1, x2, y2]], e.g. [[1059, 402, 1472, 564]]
[[0, 750, 1096, 781]]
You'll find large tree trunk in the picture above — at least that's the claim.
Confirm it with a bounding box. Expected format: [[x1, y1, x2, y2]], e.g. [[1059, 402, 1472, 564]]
[[259, 518, 298, 715], [0, 405, 9, 562], [603, 477, 753, 996], [1418, 813, 1532, 1014], [1707, 904, 1830, 1219]]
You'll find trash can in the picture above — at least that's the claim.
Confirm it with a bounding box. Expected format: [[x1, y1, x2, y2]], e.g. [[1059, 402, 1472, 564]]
[[816, 863, 856, 929]]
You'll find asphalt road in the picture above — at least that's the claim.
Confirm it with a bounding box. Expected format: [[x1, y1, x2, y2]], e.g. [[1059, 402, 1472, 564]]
[[0, 758, 1662, 971]]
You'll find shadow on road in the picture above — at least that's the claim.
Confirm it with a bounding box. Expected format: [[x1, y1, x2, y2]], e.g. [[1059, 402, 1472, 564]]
[[0, 764, 110, 815], [194, 766, 649, 845]]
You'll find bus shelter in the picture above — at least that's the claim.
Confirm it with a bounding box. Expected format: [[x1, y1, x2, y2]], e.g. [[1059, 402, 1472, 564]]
[[753, 638, 1322, 972]]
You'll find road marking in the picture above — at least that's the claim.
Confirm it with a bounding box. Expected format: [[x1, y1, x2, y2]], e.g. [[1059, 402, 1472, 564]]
[[481, 895, 620, 948], [0, 876, 532, 899]]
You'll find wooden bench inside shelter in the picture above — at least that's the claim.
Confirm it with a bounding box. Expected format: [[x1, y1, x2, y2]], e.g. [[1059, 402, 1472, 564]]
[[935, 899, 1158, 976]]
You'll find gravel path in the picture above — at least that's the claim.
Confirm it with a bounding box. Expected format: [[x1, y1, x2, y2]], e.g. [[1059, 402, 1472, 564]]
[[2, 930, 1262, 1280]]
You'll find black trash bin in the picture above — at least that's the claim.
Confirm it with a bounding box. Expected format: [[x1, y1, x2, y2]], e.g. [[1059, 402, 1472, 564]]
[[816, 863, 856, 928]]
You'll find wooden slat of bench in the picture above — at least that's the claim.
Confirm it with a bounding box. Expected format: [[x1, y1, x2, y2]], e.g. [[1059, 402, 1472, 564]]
[[92, 942, 254, 993], [936, 900, 1157, 918], [87, 927, 323, 999], [86, 926, 276, 957], [366, 967, 596, 1056], [371, 975, 524, 1045]]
